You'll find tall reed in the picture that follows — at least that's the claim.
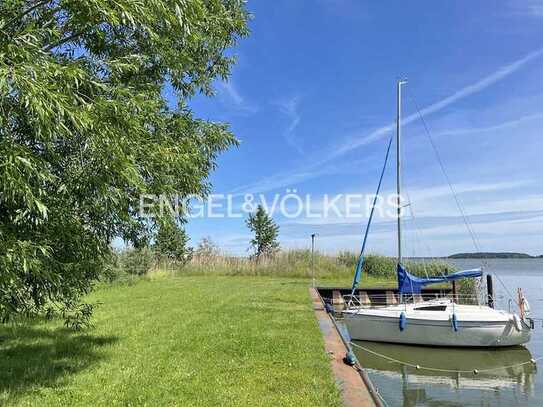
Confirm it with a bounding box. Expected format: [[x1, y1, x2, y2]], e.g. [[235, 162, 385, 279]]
[[155, 250, 456, 280]]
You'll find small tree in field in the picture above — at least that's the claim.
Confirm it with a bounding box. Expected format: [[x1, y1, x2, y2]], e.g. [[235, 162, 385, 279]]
[[246, 205, 279, 260], [154, 220, 192, 264], [194, 237, 221, 262]]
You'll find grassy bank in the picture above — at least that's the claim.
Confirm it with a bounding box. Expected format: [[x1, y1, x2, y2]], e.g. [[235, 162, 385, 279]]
[[0, 252, 464, 405], [0, 275, 349, 406], [109, 249, 463, 297], [115, 249, 456, 282]]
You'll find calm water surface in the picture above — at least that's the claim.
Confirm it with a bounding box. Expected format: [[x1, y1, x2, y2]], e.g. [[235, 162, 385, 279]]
[[348, 259, 543, 407]]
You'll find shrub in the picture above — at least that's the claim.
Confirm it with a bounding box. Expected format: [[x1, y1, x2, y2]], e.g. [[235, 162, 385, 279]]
[[337, 251, 357, 268], [118, 247, 156, 276], [363, 255, 397, 277]]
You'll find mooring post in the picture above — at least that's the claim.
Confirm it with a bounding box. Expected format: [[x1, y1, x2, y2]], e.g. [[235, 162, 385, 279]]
[[487, 274, 494, 308], [311, 233, 317, 288]]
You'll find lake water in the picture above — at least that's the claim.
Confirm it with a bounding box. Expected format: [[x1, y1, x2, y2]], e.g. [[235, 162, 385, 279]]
[[349, 259, 543, 407]]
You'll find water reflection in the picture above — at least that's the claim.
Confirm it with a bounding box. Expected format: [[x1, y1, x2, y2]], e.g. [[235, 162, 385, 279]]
[[352, 341, 536, 406]]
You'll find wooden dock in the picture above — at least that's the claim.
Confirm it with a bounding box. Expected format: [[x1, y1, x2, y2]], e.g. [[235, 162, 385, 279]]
[[310, 287, 379, 407]]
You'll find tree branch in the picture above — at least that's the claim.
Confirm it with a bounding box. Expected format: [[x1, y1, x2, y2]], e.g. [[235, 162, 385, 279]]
[[43, 28, 88, 52], [5, 0, 52, 30]]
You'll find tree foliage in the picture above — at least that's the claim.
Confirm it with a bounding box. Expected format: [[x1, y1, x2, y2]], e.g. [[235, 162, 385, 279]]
[[194, 236, 220, 260], [117, 247, 155, 277], [246, 205, 279, 260], [0, 0, 249, 323], [154, 219, 191, 262]]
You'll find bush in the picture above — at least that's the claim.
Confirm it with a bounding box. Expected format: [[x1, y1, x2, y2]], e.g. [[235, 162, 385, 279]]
[[117, 247, 156, 276], [363, 255, 397, 277], [337, 251, 357, 268], [458, 278, 478, 304]]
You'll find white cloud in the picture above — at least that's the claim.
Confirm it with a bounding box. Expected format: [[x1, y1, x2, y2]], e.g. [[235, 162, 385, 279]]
[[229, 167, 327, 196], [278, 180, 534, 226], [328, 48, 543, 162], [276, 96, 303, 154], [432, 113, 543, 138], [217, 80, 258, 114], [510, 0, 543, 17], [230, 48, 543, 195], [405, 180, 533, 204], [277, 209, 543, 256], [220, 81, 243, 105], [229, 155, 378, 195]]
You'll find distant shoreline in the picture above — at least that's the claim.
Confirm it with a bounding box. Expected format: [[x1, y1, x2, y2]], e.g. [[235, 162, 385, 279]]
[[447, 252, 542, 259]]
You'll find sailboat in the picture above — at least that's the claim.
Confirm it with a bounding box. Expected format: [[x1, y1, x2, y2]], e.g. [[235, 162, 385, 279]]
[[342, 81, 533, 347]]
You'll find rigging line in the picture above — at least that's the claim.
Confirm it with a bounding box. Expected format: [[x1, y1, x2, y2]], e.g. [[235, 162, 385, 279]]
[[403, 189, 436, 263], [406, 92, 482, 257], [349, 132, 395, 301], [349, 341, 541, 374], [404, 186, 455, 281], [494, 272, 521, 308], [407, 201, 430, 279], [397, 131, 435, 278], [403, 188, 441, 279]]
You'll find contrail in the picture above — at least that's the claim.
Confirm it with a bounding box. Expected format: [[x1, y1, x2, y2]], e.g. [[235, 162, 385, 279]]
[[231, 48, 543, 194], [329, 47, 543, 161]]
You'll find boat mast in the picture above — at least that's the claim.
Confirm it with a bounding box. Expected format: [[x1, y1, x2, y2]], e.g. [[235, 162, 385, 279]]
[[396, 80, 407, 264]]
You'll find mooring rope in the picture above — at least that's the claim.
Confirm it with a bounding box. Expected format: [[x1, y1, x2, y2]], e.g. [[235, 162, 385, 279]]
[[349, 341, 542, 374], [373, 388, 391, 407]]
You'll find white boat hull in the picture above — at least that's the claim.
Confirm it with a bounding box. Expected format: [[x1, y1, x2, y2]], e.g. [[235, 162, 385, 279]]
[[343, 300, 531, 347]]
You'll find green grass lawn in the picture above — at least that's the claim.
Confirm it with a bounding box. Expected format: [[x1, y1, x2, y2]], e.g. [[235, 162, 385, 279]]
[[0, 275, 355, 406]]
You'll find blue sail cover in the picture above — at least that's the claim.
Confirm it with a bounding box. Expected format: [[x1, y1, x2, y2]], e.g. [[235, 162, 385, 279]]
[[397, 263, 482, 295]]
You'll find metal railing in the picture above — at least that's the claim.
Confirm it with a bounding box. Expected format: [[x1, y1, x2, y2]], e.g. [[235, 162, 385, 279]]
[[341, 293, 486, 309]]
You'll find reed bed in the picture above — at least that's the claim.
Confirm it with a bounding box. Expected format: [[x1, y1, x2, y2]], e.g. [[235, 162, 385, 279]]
[[152, 250, 457, 280]]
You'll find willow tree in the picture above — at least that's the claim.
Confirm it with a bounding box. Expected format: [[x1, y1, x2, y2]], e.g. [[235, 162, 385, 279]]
[[0, 0, 249, 324]]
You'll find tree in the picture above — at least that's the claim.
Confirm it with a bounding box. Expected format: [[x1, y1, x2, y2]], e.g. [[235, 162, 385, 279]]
[[154, 220, 192, 263], [0, 0, 249, 324], [246, 205, 279, 260], [194, 236, 220, 260]]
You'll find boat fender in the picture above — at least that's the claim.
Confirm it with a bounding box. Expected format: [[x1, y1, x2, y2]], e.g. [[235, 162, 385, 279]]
[[324, 303, 335, 314], [399, 312, 407, 331], [513, 314, 522, 332], [524, 298, 531, 316], [451, 313, 459, 332], [343, 351, 356, 366]]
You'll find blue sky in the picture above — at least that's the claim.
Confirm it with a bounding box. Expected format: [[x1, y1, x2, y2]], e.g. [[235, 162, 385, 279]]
[[174, 1, 543, 256]]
